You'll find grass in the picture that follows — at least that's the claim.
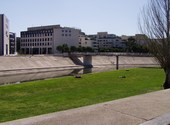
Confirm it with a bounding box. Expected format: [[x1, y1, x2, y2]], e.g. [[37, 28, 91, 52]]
[[0, 67, 164, 122]]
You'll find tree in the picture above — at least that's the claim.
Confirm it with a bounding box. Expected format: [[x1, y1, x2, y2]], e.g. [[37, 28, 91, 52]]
[[56, 45, 63, 53], [125, 37, 136, 52], [139, 0, 170, 89], [70, 46, 77, 52], [56, 44, 70, 53]]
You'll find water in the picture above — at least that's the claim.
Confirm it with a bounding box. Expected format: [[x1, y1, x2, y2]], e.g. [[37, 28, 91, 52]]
[[0, 66, 116, 85], [0, 64, 158, 85]]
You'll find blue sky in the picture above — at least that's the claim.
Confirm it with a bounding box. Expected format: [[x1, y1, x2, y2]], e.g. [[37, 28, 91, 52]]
[[1, 0, 148, 37]]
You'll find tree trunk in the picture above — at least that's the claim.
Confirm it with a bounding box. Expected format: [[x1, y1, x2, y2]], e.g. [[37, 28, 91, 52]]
[[163, 68, 170, 89]]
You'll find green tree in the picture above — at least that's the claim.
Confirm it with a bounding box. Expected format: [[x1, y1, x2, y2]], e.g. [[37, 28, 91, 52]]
[[70, 46, 77, 52], [56, 45, 63, 53], [56, 44, 70, 53]]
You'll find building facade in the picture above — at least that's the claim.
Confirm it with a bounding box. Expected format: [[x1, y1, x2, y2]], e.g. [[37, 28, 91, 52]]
[[87, 32, 126, 51], [97, 32, 125, 49], [0, 14, 9, 55], [20, 25, 81, 54], [53, 27, 81, 53], [79, 35, 93, 48]]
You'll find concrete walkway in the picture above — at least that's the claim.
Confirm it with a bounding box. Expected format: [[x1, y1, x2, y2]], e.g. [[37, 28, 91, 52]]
[[1, 89, 170, 125]]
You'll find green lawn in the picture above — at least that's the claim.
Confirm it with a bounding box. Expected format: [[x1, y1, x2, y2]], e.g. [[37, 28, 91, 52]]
[[0, 67, 164, 122]]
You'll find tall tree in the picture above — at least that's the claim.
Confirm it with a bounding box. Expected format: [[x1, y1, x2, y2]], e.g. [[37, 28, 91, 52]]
[[139, 0, 170, 89]]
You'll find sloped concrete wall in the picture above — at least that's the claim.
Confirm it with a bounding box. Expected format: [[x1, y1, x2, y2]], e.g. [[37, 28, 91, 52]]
[[0, 55, 159, 72], [91, 56, 158, 66], [0, 55, 77, 71]]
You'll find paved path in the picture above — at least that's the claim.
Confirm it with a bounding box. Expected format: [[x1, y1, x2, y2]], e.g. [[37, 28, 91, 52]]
[[1, 89, 170, 125]]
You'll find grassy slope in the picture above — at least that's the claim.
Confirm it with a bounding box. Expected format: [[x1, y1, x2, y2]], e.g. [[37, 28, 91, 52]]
[[0, 68, 164, 122]]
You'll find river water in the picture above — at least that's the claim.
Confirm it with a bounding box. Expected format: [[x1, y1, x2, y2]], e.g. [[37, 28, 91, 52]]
[[0, 64, 158, 85]]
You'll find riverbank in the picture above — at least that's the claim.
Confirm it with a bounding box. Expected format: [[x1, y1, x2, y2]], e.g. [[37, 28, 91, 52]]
[[0, 55, 159, 85]]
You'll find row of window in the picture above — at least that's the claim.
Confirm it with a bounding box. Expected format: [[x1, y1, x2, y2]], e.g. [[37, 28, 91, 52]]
[[98, 39, 121, 42], [21, 38, 52, 42], [62, 34, 71, 37], [99, 42, 112, 45], [21, 42, 52, 47], [21, 33, 53, 38]]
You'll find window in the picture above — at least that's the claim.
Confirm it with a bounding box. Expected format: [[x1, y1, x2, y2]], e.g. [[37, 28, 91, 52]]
[[65, 34, 67, 36], [62, 34, 64, 36]]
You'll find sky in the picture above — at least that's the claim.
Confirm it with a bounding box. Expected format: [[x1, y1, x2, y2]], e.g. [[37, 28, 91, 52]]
[[1, 0, 148, 37]]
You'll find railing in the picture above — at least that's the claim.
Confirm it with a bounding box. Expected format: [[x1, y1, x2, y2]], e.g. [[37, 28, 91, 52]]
[[58, 52, 152, 57]]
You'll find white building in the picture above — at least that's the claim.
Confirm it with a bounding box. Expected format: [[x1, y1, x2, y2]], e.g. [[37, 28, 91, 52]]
[[53, 27, 81, 53], [79, 35, 93, 48], [0, 14, 9, 55], [88, 32, 126, 51], [20, 25, 81, 54]]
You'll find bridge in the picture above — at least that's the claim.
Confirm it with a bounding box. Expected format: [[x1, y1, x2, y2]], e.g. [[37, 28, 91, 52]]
[[54, 52, 152, 57], [54, 52, 155, 69]]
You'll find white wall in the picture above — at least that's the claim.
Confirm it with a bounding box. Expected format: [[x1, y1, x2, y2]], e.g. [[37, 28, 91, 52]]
[[54, 27, 80, 53]]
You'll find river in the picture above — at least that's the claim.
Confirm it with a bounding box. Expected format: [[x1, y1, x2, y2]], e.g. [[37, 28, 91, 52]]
[[0, 64, 158, 85]]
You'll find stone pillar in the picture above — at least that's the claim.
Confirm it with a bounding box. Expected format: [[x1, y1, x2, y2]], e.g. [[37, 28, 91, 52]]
[[83, 55, 93, 68], [116, 55, 119, 70]]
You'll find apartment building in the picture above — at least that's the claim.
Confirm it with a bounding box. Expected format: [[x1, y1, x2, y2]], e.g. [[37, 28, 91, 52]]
[[79, 34, 94, 48], [87, 32, 126, 51], [0, 14, 9, 55], [97, 32, 125, 49], [20, 25, 81, 54]]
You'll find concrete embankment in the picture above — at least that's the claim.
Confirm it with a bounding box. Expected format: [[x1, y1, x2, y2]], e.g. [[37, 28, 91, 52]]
[[0, 55, 83, 76], [91, 56, 158, 67], [0, 55, 159, 76]]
